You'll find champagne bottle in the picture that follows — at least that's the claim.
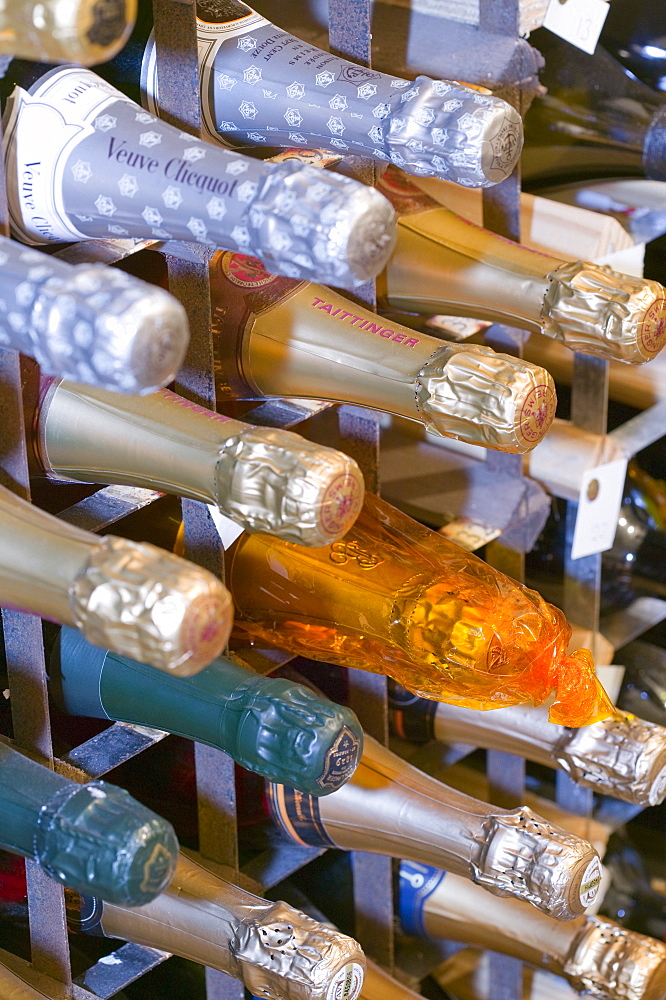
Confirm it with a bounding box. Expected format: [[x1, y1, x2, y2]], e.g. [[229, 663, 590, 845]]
[[524, 28, 666, 186], [389, 682, 666, 808], [1, 65, 396, 290], [0, 738, 177, 905], [51, 626, 363, 795], [600, 2, 666, 95], [0, 0, 136, 65], [66, 849, 366, 1000], [211, 250, 556, 455], [0, 237, 188, 395], [267, 733, 603, 922], [34, 376, 364, 546], [0, 482, 232, 676], [616, 642, 666, 728], [128, 0, 524, 188], [226, 492, 614, 728], [375, 166, 666, 365], [399, 860, 666, 1000]]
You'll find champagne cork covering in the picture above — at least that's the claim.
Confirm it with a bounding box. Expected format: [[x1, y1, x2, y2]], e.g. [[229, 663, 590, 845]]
[[34, 779, 177, 905], [215, 426, 364, 546], [415, 343, 556, 453], [562, 711, 666, 808], [480, 808, 601, 920], [0, 0, 136, 64], [564, 917, 666, 1000], [0, 249, 189, 394], [543, 262, 666, 364], [68, 536, 232, 675]]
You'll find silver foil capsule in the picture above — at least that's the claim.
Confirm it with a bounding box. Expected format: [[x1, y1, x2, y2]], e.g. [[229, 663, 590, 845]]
[[69, 537, 233, 676], [0, 245, 188, 394], [564, 916, 666, 1000], [415, 343, 557, 453], [559, 711, 666, 808], [215, 427, 364, 546], [479, 808, 602, 921], [543, 262, 666, 364], [94, 851, 366, 1000]]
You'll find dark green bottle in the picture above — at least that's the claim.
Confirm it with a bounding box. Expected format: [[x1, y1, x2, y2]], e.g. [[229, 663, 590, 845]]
[[0, 740, 177, 906], [51, 627, 363, 795]]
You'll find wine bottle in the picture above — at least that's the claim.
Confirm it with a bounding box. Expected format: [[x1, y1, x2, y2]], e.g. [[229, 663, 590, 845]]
[[601, 828, 666, 942], [616, 641, 666, 730], [0, 738, 177, 906], [0, 0, 136, 66], [210, 249, 557, 454], [66, 849, 366, 1000], [0, 237, 188, 395], [524, 28, 666, 186], [0, 482, 232, 676], [51, 626, 363, 795], [226, 491, 614, 728], [267, 733, 602, 921], [399, 860, 666, 1000], [1, 65, 396, 290], [375, 166, 666, 366], [34, 376, 364, 546], [129, 0, 524, 188], [600, 2, 666, 95], [389, 682, 666, 808]]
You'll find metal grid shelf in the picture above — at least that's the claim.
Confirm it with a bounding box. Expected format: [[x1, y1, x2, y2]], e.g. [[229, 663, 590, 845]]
[[0, 1, 643, 998]]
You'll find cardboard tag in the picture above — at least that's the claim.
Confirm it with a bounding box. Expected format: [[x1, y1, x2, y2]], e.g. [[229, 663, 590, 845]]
[[571, 457, 627, 560], [543, 0, 610, 55], [208, 504, 244, 549]]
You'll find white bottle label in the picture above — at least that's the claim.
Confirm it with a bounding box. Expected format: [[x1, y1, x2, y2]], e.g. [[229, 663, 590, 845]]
[[326, 962, 364, 1000], [579, 856, 602, 908]]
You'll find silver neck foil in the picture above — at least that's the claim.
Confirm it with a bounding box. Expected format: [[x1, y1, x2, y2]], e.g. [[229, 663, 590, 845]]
[[543, 261, 666, 364], [564, 916, 666, 1000], [313, 737, 600, 920], [0, 243, 188, 394], [100, 852, 366, 1000], [416, 343, 556, 453], [215, 426, 364, 546], [433, 702, 666, 807], [69, 536, 233, 676], [38, 381, 364, 546]]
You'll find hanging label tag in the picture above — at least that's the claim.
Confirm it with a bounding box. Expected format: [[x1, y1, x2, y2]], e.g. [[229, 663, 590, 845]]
[[208, 504, 244, 549], [571, 457, 628, 560], [543, 0, 610, 55]]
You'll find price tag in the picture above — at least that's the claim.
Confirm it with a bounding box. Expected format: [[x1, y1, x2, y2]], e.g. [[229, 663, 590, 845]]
[[440, 517, 501, 551], [570, 457, 627, 560], [543, 0, 610, 55]]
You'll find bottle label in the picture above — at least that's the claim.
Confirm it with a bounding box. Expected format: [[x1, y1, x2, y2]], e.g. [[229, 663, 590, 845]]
[[326, 962, 364, 1000], [388, 681, 437, 743], [210, 251, 302, 399], [267, 782, 336, 848], [398, 860, 446, 938], [2, 66, 256, 248], [317, 725, 362, 790], [579, 856, 602, 908], [376, 166, 439, 217]]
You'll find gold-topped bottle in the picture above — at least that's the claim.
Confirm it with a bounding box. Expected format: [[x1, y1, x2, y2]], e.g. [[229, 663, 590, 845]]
[[226, 492, 614, 728], [377, 166, 666, 365], [0, 0, 136, 65], [211, 250, 556, 455]]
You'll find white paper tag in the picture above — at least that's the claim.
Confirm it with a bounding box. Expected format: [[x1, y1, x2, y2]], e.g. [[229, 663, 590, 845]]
[[207, 504, 245, 549], [543, 0, 610, 55], [439, 517, 501, 551], [571, 457, 628, 560]]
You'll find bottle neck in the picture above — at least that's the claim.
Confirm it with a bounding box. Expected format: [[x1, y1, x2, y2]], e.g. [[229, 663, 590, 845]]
[[0, 743, 68, 859]]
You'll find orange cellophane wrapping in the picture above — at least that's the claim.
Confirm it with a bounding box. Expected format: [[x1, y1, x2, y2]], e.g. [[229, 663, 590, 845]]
[[228, 494, 613, 728]]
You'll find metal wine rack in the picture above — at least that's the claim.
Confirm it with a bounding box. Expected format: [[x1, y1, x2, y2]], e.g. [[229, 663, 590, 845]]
[[0, 1, 664, 999]]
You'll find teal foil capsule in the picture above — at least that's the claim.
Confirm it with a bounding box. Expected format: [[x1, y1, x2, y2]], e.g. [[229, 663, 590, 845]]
[[0, 740, 177, 906], [52, 627, 363, 795]]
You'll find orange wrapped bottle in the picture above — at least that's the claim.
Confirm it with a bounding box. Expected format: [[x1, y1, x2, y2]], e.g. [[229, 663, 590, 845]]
[[227, 493, 613, 728]]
